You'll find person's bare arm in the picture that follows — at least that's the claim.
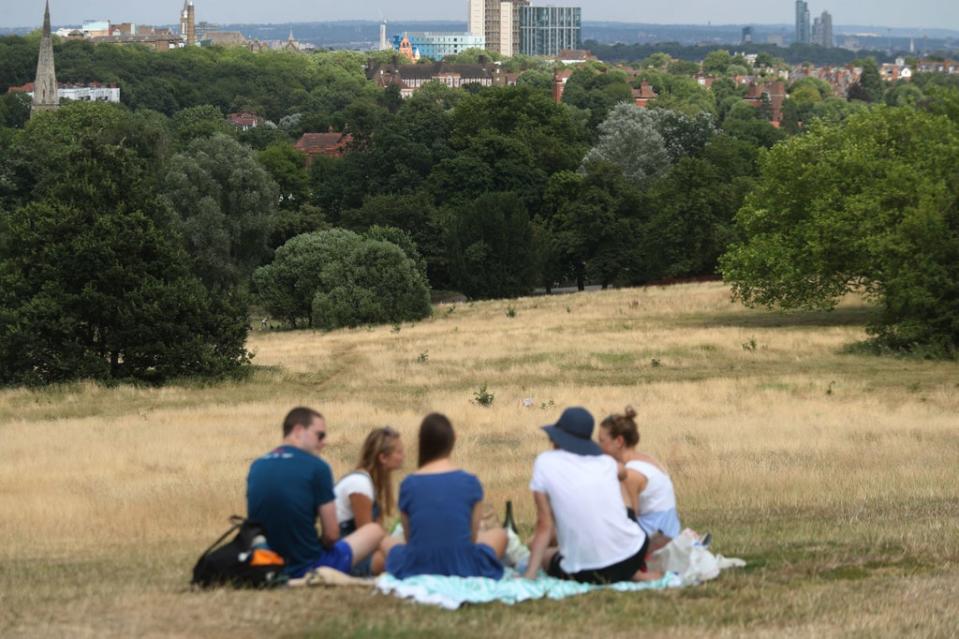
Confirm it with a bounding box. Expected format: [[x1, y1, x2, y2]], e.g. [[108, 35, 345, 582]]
[[349, 493, 376, 526], [317, 501, 340, 548], [623, 468, 648, 512], [524, 490, 554, 580], [635, 471, 648, 495]]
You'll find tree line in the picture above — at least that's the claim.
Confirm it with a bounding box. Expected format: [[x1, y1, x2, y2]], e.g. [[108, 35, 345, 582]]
[[1, 39, 957, 387]]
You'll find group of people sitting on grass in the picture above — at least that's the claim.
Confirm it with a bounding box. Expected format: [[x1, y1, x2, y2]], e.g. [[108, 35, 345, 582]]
[[246, 404, 684, 584]]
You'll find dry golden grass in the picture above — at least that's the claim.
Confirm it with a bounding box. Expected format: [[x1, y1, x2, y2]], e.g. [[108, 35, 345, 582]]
[[1, 282, 957, 638]]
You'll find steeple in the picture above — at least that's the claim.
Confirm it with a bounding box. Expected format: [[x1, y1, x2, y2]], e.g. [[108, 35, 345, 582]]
[[285, 28, 299, 51], [32, 0, 59, 117]]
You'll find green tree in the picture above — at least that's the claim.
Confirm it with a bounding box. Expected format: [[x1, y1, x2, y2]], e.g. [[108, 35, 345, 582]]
[[257, 143, 309, 210], [0, 92, 30, 128], [340, 192, 449, 288], [582, 103, 669, 185], [270, 204, 328, 251], [163, 134, 278, 289], [884, 82, 924, 107], [640, 135, 758, 281], [447, 192, 535, 299], [848, 59, 883, 103], [561, 66, 634, 132], [253, 229, 362, 327], [667, 59, 700, 76], [921, 85, 959, 124], [583, 104, 713, 185], [703, 50, 733, 75], [515, 69, 553, 96], [642, 52, 672, 70], [171, 105, 235, 146], [0, 104, 250, 385], [640, 72, 716, 116], [239, 124, 291, 150], [545, 163, 643, 290], [364, 225, 427, 278], [719, 107, 959, 355], [253, 229, 430, 329], [311, 239, 431, 329]]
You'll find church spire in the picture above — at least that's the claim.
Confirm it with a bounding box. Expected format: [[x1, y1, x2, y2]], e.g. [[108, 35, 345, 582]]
[[32, 0, 59, 117]]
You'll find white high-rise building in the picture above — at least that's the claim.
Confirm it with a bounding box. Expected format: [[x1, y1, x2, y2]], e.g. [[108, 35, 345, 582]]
[[498, 2, 514, 56], [468, 0, 485, 38]]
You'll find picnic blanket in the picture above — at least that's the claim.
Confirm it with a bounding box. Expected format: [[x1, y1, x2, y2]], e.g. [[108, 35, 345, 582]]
[[374, 529, 745, 609], [375, 570, 683, 610]]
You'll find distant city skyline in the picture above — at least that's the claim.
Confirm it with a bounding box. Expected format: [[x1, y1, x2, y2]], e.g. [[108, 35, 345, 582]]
[[3, 0, 957, 31]]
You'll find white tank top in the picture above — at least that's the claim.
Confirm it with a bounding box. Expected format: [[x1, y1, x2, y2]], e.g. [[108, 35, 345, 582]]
[[626, 460, 677, 514]]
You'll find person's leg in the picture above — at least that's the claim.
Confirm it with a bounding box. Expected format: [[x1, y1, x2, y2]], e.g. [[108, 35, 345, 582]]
[[477, 527, 508, 559], [542, 548, 566, 578], [343, 522, 385, 568], [632, 568, 663, 581], [631, 536, 663, 582], [646, 532, 672, 555], [370, 535, 404, 575]]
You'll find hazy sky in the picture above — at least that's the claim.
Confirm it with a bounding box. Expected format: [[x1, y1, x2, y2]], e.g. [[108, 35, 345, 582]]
[[6, 0, 958, 30]]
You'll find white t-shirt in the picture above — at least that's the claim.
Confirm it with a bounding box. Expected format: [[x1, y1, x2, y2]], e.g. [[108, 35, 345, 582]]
[[626, 460, 677, 514], [530, 450, 646, 573], [334, 471, 375, 524]]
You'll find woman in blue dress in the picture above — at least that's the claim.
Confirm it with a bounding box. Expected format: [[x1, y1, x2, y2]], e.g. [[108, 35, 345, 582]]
[[386, 413, 507, 579]]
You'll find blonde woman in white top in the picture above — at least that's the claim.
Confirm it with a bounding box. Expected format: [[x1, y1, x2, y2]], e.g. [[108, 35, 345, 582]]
[[597, 407, 682, 542], [334, 426, 405, 575]]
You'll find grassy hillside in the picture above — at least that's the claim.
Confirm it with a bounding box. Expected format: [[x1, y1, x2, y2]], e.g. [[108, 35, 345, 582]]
[[1, 283, 957, 638]]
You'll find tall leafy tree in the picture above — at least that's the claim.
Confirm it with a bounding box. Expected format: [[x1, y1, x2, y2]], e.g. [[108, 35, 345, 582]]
[[582, 103, 670, 186], [0, 103, 249, 385], [544, 163, 643, 290], [641, 135, 758, 281], [720, 107, 959, 355], [446, 192, 535, 299], [561, 66, 634, 132], [163, 134, 278, 289], [258, 143, 309, 210]]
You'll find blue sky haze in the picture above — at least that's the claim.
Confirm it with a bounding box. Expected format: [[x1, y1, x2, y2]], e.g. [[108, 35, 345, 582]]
[[5, 0, 957, 31]]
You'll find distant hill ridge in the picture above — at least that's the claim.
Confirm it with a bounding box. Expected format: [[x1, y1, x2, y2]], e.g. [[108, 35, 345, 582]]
[[3, 20, 957, 46]]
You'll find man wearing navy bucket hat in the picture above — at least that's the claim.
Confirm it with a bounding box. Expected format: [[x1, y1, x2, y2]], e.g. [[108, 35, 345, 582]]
[[523, 407, 661, 583]]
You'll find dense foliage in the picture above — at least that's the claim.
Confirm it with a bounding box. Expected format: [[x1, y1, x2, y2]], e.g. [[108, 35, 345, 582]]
[[720, 107, 959, 356], [253, 229, 430, 329], [585, 40, 894, 67], [0, 103, 250, 384], [1, 36, 957, 381]]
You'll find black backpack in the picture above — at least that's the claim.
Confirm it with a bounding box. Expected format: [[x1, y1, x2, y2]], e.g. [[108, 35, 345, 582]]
[[191, 516, 288, 589]]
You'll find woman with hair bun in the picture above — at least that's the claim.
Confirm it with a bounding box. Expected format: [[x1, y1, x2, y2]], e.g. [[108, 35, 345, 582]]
[[597, 407, 682, 542]]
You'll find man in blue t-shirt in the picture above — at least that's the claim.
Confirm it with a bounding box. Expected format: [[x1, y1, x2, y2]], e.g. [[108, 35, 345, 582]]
[[247, 406, 385, 577]]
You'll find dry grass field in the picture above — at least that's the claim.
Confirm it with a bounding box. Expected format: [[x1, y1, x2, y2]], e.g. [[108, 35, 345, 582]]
[[1, 282, 958, 638]]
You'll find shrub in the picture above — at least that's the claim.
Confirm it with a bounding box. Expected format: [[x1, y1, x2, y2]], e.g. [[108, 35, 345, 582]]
[[472, 383, 495, 407], [311, 239, 431, 330], [253, 229, 363, 328], [255, 229, 431, 331]]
